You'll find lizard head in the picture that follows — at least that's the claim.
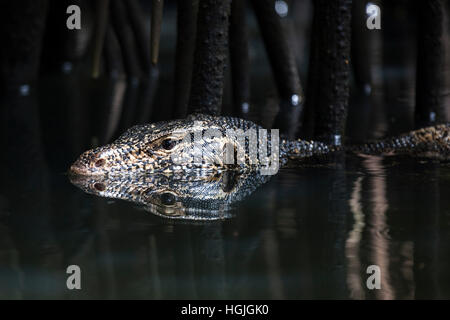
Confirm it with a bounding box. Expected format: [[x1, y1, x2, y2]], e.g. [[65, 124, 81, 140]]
[[69, 114, 251, 176]]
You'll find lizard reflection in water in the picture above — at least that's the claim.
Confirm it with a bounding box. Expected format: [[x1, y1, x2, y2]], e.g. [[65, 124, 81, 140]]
[[69, 170, 270, 220], [69, 114, 450, 219]]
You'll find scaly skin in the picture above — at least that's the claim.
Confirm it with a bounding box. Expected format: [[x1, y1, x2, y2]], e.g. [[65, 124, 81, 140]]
[[69, 114, 450, 176], [350, 124, 450, 160]]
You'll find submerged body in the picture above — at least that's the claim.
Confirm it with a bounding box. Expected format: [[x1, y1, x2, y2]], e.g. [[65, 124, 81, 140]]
[[70, 113, 450, 176]]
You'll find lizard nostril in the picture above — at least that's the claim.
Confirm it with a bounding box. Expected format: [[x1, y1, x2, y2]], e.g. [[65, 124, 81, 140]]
[[93, 183, 106, 191], [95, 159, 106, 168]]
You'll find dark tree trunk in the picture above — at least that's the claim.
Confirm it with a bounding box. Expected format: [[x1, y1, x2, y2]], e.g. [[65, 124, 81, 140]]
[[229, 0, 251, 118], [173, 0, 198, 118], [415, 0, 446, 128], [187, 0, 232, 115], [312, 0, 352, 145]]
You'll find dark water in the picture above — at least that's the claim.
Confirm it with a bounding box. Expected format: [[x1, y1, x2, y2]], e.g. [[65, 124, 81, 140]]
[[1, 2, 450, 300], [1, 140, 450, 299], [1, 76, 450, 299]]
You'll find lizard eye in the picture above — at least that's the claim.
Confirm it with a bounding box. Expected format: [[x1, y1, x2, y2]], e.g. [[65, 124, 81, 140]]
[[161, 138, 177, 150], [160, 192, 176, 206]]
